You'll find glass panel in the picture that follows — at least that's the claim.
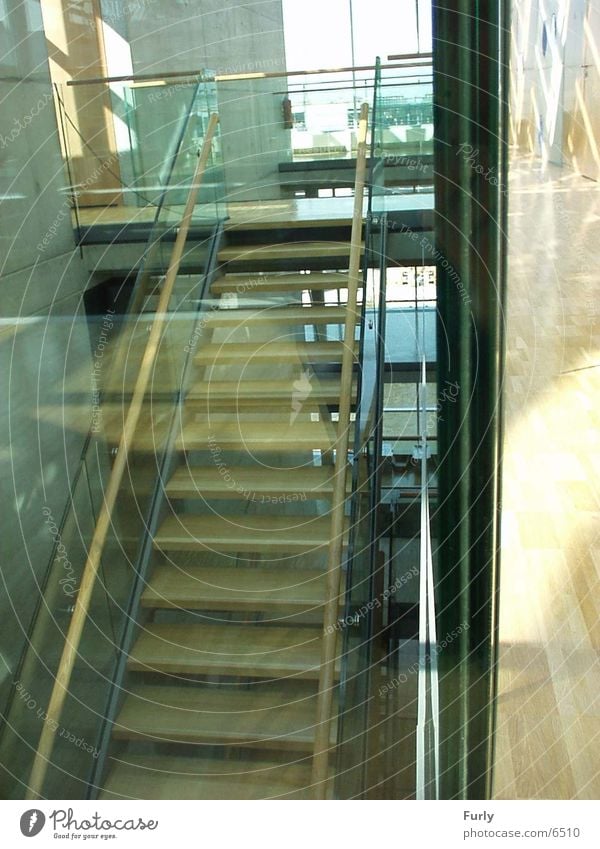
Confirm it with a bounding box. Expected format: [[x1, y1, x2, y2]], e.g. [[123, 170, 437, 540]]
[[41, 295, 213, 798], [0, 92, 219, 796], [55, 75, 225, 241], [372, 60, 433, 216], [335, 216, 387, 798], [0, 465, 99, 798], [212, 64, 429, 204], [336, 203, 438, 798], [2, 53, 443, 805]]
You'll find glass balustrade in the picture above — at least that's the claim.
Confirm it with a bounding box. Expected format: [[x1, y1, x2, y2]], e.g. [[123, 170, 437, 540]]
[[335, 209, 439, 798], [0, 96, 221, 799], [54, 75, 226, 242], [371, 56, 433, 216], [52, 61, 432, 222], [214, 63, 431, 206]]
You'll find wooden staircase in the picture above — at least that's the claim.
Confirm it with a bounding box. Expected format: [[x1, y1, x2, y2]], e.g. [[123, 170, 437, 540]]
[[98, 225, 364, 800], [26, 107, 371, 802]]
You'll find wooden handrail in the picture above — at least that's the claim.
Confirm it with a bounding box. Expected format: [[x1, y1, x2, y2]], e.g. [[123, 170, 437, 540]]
[[25, 113, 219, 800], [215, 63, 431, 82], [66, 62, 430, 87], [311, 102, 369, 798]]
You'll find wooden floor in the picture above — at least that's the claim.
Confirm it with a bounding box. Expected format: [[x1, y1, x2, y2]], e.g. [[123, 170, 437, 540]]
[[74, 194, 432, 231], [493, 157, 600, 799]]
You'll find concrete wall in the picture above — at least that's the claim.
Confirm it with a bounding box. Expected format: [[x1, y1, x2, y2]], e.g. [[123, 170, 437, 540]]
[[511, 0, 600, 181], [0, 0, 93, 711], [107, 0, 289, 201], [40, 0, 124, 206]]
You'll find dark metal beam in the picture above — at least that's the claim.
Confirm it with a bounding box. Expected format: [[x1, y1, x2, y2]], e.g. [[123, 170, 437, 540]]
[[432, 1, 509, 799]]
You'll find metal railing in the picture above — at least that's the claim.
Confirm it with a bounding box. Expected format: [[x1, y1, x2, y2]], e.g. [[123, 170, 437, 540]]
[[416, 355, 440, 799]]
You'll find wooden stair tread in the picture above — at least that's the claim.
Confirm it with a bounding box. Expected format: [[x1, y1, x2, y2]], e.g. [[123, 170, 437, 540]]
[[202, 305, 350, 326], [127, 623, 336, 679], [212, 273, 350, 294], [187, 378, 349, 404], [175, 418, 337, 451], [142, 565, 328, 610], [166, 464, 343, 498], [113, 685, 333, 749], [153, 514, 343, 553], [100, 755, 318, 800], [195, 340, 355, 365], [218, 241, 362, 262]]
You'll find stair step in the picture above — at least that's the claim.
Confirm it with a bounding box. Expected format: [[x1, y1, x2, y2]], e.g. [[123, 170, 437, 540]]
[[142, 565, 328, 611], [127, 623, 336, 679], [195, 340, 355, 365], [175, 418, 337, 452], [166, 464, 344, 499], [212, 272, 350, 295], [153, 514, 341, 554], [113, 685, 333, 751], [202, 305, 350, 327], [218, 241, 361, 263], [100, 755, 319, 800], [187, 378, 351, 406]]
